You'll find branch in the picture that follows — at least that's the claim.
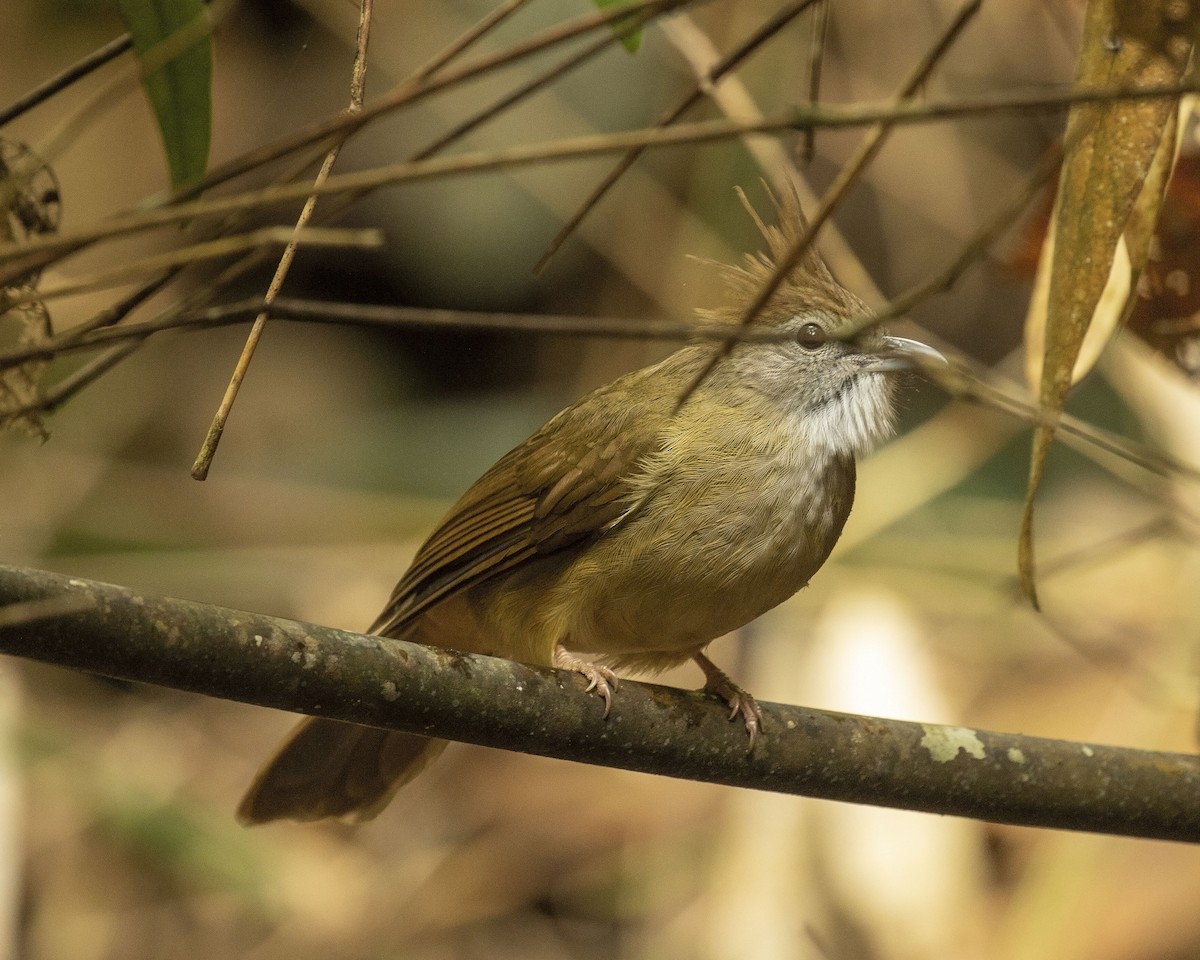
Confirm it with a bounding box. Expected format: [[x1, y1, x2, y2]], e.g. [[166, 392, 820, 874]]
[[10, 81, 1200, 285], [0, 564, 1196, 842]]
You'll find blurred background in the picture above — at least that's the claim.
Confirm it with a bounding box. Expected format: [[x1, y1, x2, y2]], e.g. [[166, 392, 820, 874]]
[[3, 0, 1200, 957]]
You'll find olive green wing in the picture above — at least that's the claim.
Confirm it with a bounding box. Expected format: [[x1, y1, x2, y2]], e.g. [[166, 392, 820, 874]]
[[368, 371, 671, 637]]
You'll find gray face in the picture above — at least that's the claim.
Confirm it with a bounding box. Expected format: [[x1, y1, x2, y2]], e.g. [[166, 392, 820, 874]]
[[720, 312, 903, 458]]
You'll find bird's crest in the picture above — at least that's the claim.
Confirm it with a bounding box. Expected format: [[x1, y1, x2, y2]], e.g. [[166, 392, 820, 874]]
[[696, 179, 858, 329]]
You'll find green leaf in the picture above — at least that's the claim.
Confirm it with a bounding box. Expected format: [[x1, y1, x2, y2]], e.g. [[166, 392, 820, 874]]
[[116, 0, 213, 189], [593, 0, 643, 54]]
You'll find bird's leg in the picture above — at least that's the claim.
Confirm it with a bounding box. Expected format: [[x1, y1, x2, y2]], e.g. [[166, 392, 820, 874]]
[[553, 645, 619, 718], [693, 651, 764, 750]]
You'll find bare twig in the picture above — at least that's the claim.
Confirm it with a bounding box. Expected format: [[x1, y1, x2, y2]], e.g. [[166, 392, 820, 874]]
[[841, 138, 1069, 339], [801, 0, 830, 164], [165, 0, 700, 207], [533, 0, 820, 274], [0, 297, 776, 370], [676, 0, 984, 410], [6, 290, 1197, 499], [0, 563, 1197, 843], [6, 227, 381, 306], [408, 0, 534, 82], [32, 341, 141, 416], [14, 77, 1196, 289], [190, 0, 375, 481], [412, 10, 651, 163], [0, 33, 133, 128]]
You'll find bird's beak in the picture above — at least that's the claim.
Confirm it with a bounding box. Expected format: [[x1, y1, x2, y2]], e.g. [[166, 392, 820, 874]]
[[865, 336, 948, 373]]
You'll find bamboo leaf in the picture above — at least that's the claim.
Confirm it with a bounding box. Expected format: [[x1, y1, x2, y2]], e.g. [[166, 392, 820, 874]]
[[592, 0, 643, 53], [117, 0, 212, 189]]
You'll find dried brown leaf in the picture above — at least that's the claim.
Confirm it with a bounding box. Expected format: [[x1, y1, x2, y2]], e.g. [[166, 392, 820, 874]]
[[0, 297, 51, 439], [1019, 0, 1197, 607]]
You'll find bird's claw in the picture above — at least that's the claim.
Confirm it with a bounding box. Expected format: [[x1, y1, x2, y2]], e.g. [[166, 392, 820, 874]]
[[693, 652, 763, 751], [554, 646, 619, 718]]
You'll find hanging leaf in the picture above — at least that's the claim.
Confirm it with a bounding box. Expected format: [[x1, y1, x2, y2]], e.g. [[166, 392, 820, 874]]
[[1023, 107, 1181, 391], [116, 0, 212, 189], [592, 0, 643, 54], [1018, 0, 1197, 608]]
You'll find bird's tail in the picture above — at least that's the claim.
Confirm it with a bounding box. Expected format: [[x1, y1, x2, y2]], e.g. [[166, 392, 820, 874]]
[[237, 717, 447, 825]]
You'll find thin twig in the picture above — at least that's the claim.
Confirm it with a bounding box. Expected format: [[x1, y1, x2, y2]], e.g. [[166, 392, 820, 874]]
[[5, 227, 381, 306], [801, 0, 829, 164], [659, 11, 882, 303], [165, 0, 700, 207], [533, 0, 820, 275], [675, 0, 984, 411], [34, 341, 141, 416], [33, 4, 224, 174], [190, 0, 375, 481], [408, 0, 534, 82], [842, 138, 1068, 338], [0, 297, 773, 369], [6, 286, 1198, 494], [0, 33, 133, 129], [14, 78, 1199, 288], [412, 10, 651, 163]]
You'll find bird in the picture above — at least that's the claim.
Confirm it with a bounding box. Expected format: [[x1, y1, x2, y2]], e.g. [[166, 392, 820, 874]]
[[237, 184, 942, 824]]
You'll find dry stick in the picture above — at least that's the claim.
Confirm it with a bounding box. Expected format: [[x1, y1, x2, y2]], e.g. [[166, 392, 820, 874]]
[[6, 140, 362, 424], [165, 0, 698, 208], [9, 154, 343, 419], [34, 341, 141, 417], [35, 5, 223, 176], [412, 12, 652, 163], [30, 1, 691, 433], [190, 0, 376, 481], [13, 170, 350, 418], [660, 12, 880, 305], [9, 81, 1200, 286], [847, 139, 1070, 339], [533, 0, 819, 276], [5, 290, 1195, 494], [150, 0, 536, 352], [1, 563, 1199, 844], [408, 0, 534, 82], [0, 298, 779, 368], [0, 33, 133, 128], [135, 0, 543, 453], [5, 228, 380, 307], [0, 0, 699, 308], [30, 0, 667, 430], [676, 0, 984, 411], [248, 2, 664, 256], [800, 0, 830, 165]]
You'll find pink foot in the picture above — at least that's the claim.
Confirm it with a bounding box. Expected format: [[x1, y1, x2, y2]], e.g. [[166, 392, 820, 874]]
[[693, 651, 764, 750], [554, 645, 619, 718]]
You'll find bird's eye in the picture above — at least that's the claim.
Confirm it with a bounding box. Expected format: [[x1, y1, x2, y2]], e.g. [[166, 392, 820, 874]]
[[796, 322, 827, 350]]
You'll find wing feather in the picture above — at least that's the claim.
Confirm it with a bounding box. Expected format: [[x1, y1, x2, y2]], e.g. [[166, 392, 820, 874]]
[[368, 360, 688, 637]]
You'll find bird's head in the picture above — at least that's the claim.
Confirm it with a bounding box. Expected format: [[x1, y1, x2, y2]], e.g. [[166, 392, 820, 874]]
[[696, 183, 944, 456]]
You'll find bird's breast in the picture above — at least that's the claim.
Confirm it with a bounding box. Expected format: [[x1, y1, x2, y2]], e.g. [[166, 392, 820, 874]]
[[534, 421, 857, 668]]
